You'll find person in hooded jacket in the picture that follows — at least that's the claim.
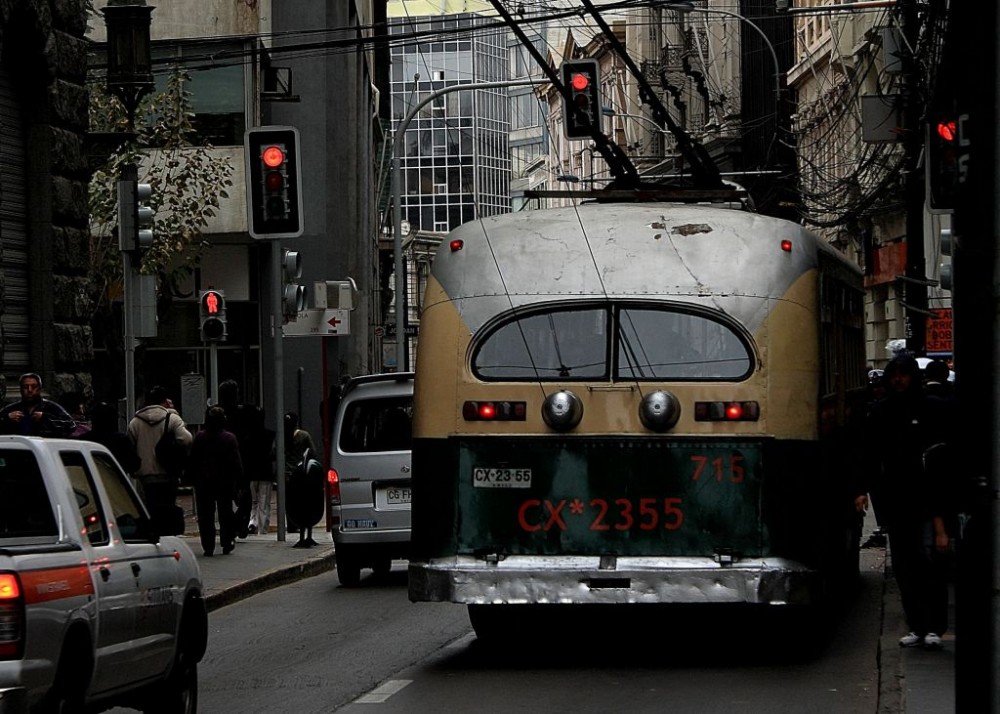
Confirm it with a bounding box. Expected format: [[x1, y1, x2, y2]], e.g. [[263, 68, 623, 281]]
[[854, 353, 956, 650], [127, 385, 193, 533]]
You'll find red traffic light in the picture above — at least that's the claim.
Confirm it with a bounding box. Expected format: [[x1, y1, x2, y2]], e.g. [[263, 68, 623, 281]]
[[570, 72, 590, 91], [936, 120, 957, 142], [262, 145, 285, 167]]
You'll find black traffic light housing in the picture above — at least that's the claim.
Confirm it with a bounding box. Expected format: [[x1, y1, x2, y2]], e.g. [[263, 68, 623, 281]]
[[926, 116, 961, 213], [561, 59, 602, 140], [199, 288, 227, 342], [245, 126, 304, 239]]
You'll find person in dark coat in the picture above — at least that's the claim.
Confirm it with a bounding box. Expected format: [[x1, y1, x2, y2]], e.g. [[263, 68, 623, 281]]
[[218, 379, 261, 538], [855, 353, 956, 649], [86, 401, 141, 475], [189, 405, 243, 556], [0, 373, 76, 437]]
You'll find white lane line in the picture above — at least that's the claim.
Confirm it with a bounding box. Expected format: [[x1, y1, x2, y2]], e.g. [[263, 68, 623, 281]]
[[355, 679, 413, 704]]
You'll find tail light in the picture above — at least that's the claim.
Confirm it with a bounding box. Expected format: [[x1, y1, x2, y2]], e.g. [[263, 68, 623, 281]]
[[694, 401, 760, 422], [462, 401, 526, 421], [0, 572, 25, 660], [327, 468, 342, 506]]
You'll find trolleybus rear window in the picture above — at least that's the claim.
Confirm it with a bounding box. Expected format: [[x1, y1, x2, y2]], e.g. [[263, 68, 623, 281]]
[[473, 304, 751, 381]]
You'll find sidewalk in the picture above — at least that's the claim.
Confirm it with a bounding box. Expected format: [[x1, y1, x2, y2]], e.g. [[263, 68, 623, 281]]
[[176, 490, 335, 612]]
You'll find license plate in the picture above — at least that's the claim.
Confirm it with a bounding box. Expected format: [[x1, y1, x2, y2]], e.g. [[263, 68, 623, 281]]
[[383, 486, 412, 505], [473, 467, 532, 489], [345, 519, 377, 529]]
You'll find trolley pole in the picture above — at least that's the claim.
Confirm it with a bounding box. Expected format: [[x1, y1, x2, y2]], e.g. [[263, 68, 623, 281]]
[[391, 78, 539, 371]]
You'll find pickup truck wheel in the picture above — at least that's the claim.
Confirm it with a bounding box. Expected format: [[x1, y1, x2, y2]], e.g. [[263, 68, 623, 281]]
[[336, 546, 362, 587], [142, 658, 197, 714], [38, 633, 90, 714]]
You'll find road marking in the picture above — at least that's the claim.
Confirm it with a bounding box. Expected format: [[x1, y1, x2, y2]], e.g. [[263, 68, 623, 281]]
[[355, 679, 412, 704]]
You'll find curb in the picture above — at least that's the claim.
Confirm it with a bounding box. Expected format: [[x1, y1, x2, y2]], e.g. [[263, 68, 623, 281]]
[[877, 550, 906, 714], [204, 551, 336, 613]]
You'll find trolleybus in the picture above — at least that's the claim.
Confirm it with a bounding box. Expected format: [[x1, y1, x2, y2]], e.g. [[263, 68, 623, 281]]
[[407, 199, 867, 638]]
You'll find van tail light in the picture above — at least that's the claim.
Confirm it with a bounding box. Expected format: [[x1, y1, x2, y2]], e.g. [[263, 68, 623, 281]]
[[327, 468, 342, 506], [0, 572, 25, 660], [694, 401, 760, 422]]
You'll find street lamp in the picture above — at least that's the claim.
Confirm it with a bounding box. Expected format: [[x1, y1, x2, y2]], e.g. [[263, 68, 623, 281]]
[[103, 0, 155, 420], [102, 0, 155, 129]]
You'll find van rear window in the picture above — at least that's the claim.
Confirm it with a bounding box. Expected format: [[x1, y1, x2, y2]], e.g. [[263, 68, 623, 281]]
[[0, 450, 58, 539], [339, 397, 413, 453]]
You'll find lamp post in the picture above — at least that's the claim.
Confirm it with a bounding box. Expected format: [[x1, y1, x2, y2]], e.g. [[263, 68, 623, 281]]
[[103, 1, 155, 420]]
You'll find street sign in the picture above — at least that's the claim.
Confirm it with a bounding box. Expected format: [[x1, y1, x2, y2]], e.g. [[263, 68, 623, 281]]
[[384, 323, 418, 338], [281, 308, 350, 337]]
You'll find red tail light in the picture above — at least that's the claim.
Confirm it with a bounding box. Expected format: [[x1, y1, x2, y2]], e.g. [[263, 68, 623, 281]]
[[327, 468, 341, 505], [0, 572, 25, 659], [462, 401, 527, 421], [694, 401, 760, 422]]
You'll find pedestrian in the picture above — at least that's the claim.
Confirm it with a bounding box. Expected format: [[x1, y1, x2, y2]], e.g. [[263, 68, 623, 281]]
[[86, 401, 141, 475], [218, 379, 262, 538], [246, 407, 276, 535], [923, 358, 954, 400], [58, 392, 92, 438], [0, 373, 77, 437], [284, 411, 320, 547], [127, 385, 192, 533], [854, 353, 957, 650], [188, 405, 242, 556]]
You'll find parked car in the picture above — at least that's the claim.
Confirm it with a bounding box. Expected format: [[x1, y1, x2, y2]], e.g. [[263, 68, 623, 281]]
[[328, 373, 414, 586]]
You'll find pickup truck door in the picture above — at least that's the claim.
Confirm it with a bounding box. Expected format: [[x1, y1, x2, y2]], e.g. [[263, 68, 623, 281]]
[[89, 452, 182, 682], [60, 451, 138, 694]]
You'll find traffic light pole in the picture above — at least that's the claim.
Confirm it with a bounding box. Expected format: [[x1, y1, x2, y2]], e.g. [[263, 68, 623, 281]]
[[118, 162, 139, 419], [391, 78, 538, 371], [272, 239, 287, 541]]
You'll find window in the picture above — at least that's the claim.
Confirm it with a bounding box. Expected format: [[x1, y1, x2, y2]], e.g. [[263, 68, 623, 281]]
[[151, 40, 248, 146], [473, 303, 752, 381], [92, 453, 153, 542], [61, 451, 109, 546], [339, 397, 414, 453], [617, 307, 751, 379], [0, 450, 57, 541]]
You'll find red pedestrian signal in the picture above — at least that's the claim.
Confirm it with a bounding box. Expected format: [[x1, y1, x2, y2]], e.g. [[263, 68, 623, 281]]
[[244, 126, 304, 239], [199, 289, 227, 342], [926, 115, 963, 212]]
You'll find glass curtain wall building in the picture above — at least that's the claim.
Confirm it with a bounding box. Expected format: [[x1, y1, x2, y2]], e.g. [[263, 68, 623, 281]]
[[389, 12, 511, 234]]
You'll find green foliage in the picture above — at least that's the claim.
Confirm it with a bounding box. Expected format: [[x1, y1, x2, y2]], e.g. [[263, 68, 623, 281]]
[[88, 65, 234, 315]]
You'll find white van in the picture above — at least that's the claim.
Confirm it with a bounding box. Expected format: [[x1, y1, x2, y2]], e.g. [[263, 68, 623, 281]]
[[328, 373, 414, 586]]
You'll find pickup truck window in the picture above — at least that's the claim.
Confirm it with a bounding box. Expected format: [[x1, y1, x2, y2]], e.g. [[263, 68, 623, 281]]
[[0, 449, 58, 539], [92, 452, 153, 542], [61, 451, 109, 545]]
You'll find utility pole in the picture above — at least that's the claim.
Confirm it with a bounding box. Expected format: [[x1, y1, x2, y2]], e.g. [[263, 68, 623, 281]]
[[901, 0, 929, 355]]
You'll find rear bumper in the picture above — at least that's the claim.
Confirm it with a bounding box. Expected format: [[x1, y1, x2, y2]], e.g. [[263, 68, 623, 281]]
[[408, 555, 820, 606], [0, 686, 28, 714]]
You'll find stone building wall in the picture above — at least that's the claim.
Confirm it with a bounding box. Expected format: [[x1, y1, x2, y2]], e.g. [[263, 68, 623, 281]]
[[0, 0, 93, 400]]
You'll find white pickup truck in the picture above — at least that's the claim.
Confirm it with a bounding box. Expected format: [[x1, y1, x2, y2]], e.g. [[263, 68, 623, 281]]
[[0, 435, 207, 713]]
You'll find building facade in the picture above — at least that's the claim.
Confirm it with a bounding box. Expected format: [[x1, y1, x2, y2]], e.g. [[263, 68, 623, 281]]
[[0, 0, 93, 402]]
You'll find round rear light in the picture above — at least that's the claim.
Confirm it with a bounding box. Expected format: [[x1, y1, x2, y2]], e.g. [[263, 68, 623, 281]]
[[541, 390, 583, 431], [639, 390, 681, 432]]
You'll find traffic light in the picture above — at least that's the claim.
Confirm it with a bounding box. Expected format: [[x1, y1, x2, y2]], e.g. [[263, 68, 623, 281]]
[[938, 227, 954, 292], [199, 288, 227, 342], [561, 59, 601, 140], [117, 172, 155, 255], [926, 116, 960, 212], [282, 249, 306, 320], [245, 126, 304, 239]]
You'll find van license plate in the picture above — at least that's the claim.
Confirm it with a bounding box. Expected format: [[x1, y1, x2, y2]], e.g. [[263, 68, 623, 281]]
[[383, 487, 412, 505], [345, 519, 377, 529]]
